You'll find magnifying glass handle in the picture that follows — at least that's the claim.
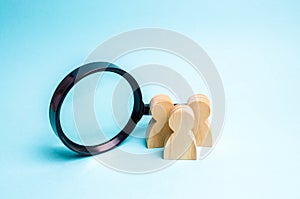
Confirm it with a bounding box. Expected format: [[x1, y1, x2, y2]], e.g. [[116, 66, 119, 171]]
[[143, 104, 151, 115]]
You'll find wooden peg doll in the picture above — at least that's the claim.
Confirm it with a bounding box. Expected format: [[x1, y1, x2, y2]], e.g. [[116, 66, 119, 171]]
[[164, 105, 197, 160], [146, 94, 174, 148], [188, 94, 212, 147]]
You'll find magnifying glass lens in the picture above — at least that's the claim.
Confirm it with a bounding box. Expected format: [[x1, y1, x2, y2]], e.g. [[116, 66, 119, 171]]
[[60, 72, 134, 146]]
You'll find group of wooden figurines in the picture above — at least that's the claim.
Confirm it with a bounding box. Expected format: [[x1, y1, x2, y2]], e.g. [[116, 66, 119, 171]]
[[146, 94, 212, 160]]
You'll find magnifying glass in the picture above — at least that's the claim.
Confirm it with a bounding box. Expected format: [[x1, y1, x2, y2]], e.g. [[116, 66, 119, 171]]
[[49, 62, 153, 156]]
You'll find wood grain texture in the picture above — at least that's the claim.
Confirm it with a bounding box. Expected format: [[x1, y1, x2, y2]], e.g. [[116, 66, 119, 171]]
[[188, 94, 212, 147], [146, 94, 174, 148], [164, 105, 197, 160]]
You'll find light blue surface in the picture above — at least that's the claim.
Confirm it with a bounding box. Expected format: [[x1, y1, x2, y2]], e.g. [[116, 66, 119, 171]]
[[0, 0, 299, 198]]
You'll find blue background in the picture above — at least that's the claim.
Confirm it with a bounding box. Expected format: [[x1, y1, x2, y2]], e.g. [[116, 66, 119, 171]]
[[0, 0, 299, 198]]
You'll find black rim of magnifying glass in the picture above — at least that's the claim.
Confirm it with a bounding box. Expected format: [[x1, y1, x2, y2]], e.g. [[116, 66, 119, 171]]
[[49, 62, 146, 156]]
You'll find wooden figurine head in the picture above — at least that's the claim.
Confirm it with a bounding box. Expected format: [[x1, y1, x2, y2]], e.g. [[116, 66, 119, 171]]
[[169, 105, 195, 132], [150, 94, 174, 121]]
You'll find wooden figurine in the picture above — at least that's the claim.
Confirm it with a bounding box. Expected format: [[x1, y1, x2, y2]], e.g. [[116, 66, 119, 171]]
[[146, 94, 174, 148], [164, 105, 197, 160], [188, 94, 212, 147]]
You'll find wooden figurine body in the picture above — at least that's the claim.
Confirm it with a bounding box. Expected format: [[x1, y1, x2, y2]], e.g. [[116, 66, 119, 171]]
[[188, 94, 212, 147], [164, 105, 197, 160], [146, 94, 174, 148]]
